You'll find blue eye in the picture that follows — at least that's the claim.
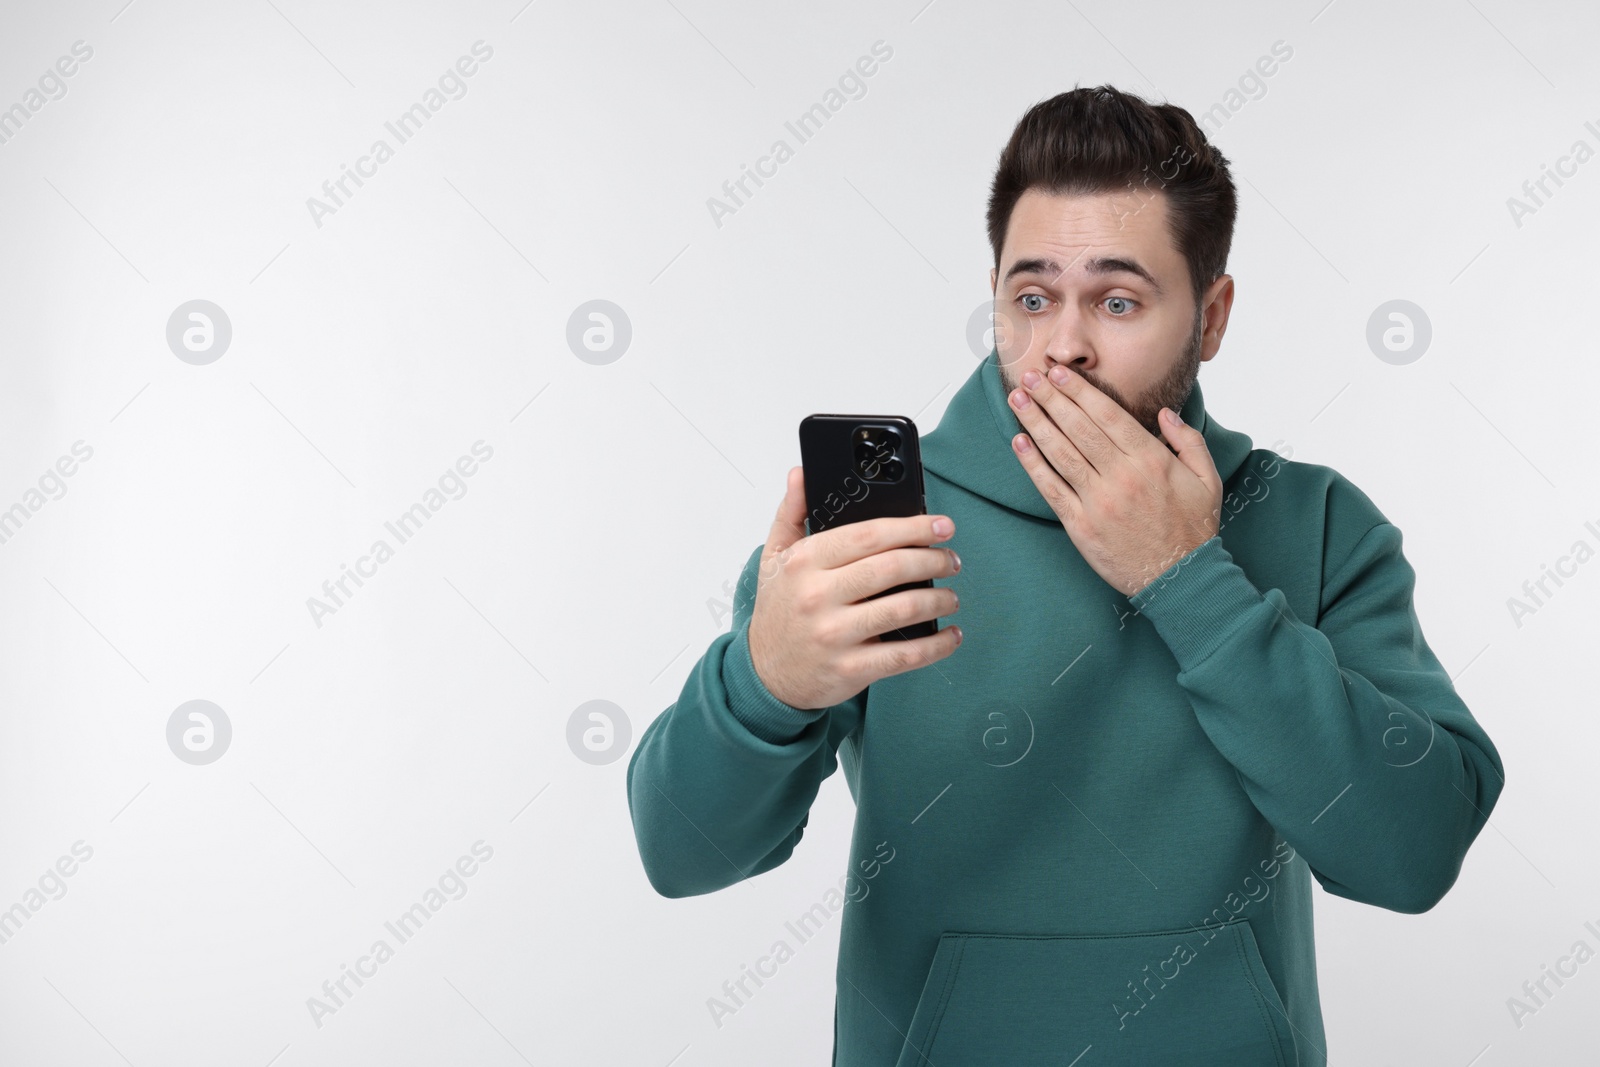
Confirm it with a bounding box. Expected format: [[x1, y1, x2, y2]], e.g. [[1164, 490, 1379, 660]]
[[1018, 293, 1047, 312], [1105, 297, 1134, 315]]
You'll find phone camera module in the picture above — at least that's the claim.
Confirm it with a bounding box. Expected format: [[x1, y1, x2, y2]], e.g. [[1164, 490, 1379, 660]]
[[853, 424, 904, 482]]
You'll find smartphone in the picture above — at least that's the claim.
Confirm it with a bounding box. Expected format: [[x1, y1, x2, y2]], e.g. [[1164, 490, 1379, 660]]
[[797, 414, 937, 642]]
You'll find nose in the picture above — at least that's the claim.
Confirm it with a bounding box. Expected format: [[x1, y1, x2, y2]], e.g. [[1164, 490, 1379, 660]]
[[1043, 306, 1096, 374]]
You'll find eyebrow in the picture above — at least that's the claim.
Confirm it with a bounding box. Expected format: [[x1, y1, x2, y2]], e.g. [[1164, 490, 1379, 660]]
[[1002, 255, 1164, 296]]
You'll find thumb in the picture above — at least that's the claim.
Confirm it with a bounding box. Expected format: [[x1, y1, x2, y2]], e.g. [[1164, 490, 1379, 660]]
[[765, 465, 809, 560], [1160, 408, 1217, 482]]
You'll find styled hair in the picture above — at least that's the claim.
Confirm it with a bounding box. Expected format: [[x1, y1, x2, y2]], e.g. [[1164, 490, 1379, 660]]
[[986, 84, 1237, 308]]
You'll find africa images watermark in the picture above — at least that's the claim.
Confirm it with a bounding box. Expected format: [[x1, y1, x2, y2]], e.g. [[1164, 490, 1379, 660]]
[[1506, 918, 1600, 1030], [1505, 516, 1600, 629], [305, 441, 494, 628], [1194, 40, 1294, 138], [1112, 440, 1293, 629], [305, 40, 495, 229], [705, 40, 893, 229], [706, 840, 895, 1030], [707, 437, 902, 628], [1111, 837, 1297, 1030], [0, 440, 94, 548], [0, 840, 95, 948], [306, 840, 494, 1028], [0, 39, 95, 148], [1112, 39, 1293, 232], [1506, 117, 1600, 229]]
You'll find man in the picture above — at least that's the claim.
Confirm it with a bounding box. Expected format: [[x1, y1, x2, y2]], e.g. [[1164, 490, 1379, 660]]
[[626, 85, 1504, 1066]]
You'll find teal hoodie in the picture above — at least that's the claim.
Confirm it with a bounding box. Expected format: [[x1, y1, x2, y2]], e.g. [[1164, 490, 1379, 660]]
[[626, 348, 1505, 1066]]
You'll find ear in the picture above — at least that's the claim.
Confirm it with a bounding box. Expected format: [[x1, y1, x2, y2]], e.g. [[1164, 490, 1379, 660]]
[[989, 266, 996, 293], [1199, 274, 1234, 363]]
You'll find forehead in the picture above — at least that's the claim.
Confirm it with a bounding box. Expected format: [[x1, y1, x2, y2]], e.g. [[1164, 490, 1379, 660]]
[[999, 186, 1183, 287]]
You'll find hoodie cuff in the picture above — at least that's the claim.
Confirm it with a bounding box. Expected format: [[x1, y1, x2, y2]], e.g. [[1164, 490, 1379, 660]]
[[1127, 535, 1265, 670], [721, 621, 828, 744]]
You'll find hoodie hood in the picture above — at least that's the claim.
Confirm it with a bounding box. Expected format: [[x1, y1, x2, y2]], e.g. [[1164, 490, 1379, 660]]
[[920, 346, 1255, 521]]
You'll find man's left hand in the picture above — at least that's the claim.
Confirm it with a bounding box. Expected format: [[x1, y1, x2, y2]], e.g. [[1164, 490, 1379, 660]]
[[1008, 363, 1223, 597]]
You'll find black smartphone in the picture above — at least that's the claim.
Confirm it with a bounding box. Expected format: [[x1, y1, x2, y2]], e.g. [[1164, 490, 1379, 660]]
[[797, 414, 937, 642]]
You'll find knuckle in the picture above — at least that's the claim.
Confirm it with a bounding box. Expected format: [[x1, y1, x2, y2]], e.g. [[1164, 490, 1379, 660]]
[[841, 561, 877, 602], [844, 522, 874, 554], [863, 597, 897, 637], [770, 543, 801, 579], [887, 642, 919, 672], [794, 581, 825, 614]]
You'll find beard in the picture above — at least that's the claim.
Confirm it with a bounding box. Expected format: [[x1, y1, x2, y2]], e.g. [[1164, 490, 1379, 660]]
[[999, 305, 1205, 441]]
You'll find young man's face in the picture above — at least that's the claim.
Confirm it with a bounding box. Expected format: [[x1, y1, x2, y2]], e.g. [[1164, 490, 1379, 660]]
[[989, 187, 1232, 439]]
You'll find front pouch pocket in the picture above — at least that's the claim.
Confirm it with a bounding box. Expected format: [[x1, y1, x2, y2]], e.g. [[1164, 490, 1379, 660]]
[[893, 916, 1294, 1067]]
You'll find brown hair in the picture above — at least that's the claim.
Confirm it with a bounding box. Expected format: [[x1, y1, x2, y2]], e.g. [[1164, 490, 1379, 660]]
[[986, 84, 1237, 308]]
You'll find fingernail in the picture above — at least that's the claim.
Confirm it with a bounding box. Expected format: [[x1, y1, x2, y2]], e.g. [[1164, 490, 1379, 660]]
[[932, 517, 953, 537], [1049, 364, 1070, 384], [950, 550, 962, 572], [1021, 369, 1041, 388], [1010, 389, 1032, 408]]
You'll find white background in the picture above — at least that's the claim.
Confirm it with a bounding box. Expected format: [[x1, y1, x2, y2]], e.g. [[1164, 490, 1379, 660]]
[[0, 0, 1595, 1063]]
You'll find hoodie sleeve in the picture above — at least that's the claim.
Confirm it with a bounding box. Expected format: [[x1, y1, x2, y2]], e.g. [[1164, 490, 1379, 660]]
[[625, 542, 866, 898], [1126, 491, 1505, 915]]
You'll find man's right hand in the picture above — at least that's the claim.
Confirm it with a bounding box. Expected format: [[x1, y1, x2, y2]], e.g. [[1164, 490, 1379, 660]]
[[746, 465, 963, 711]]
